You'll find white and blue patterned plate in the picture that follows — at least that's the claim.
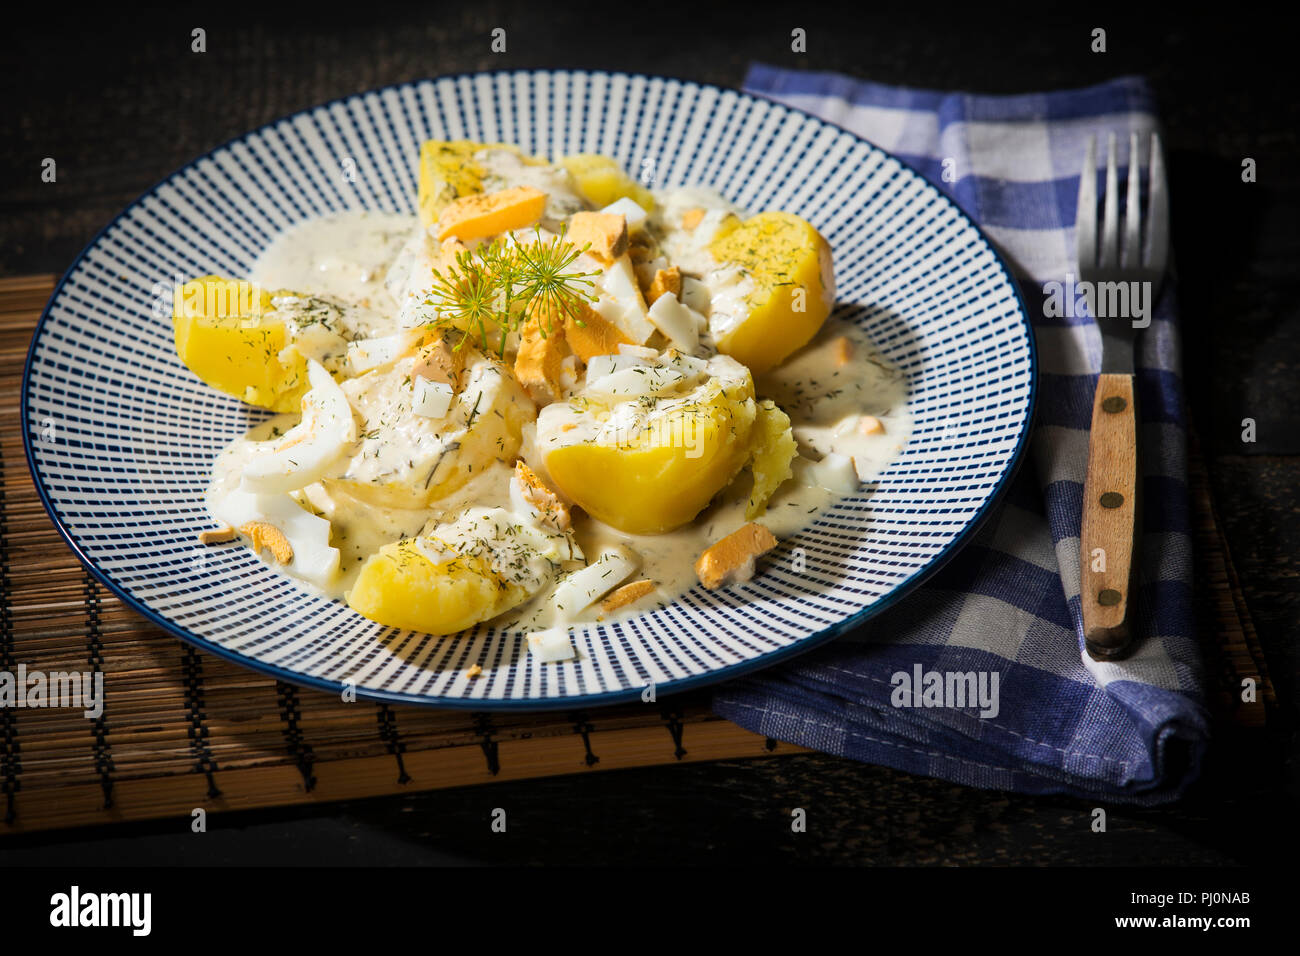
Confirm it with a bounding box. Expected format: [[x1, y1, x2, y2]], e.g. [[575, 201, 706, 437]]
[[22, 71, 1036, 710]]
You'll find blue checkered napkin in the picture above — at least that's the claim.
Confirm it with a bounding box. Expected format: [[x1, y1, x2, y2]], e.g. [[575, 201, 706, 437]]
[[711, 64, 1207, 804]]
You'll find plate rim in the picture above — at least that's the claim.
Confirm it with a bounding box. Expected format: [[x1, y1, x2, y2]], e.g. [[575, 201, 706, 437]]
[[20, 68, 1039, 711]]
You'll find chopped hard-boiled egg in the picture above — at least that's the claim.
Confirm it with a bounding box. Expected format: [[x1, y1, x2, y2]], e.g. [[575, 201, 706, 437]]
[[437, 185, 548, 242], [585, 351, 648, 383], [548, 546, 641, 614], [567, 211, 628, 263], [646, 292, 703, 353], [585, 364, 685, 400], [695, 523, 779, 590], [412, 377, 455, 418], [212, 486, 342, 593], [794, 452, 860, 494], [600, 197, 649, 231], [509, 461, 570, 531], [591, 255, 655, 344], [526, 627, 576, 662], [347, 328, 423, 375]]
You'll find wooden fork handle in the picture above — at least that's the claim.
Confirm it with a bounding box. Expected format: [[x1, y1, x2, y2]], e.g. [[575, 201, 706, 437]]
[[1080, 372, 1139, 659]]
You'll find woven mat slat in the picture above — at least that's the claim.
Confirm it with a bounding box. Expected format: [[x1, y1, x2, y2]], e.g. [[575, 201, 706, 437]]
[[0, 275, 1274, 834]]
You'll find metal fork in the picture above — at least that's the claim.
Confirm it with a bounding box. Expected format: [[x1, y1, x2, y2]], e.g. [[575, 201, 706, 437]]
[[1075, 131, 1169, 660]]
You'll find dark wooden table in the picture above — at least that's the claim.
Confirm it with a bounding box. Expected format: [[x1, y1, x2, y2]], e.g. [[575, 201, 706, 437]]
[[1, 5, 1295, 865]]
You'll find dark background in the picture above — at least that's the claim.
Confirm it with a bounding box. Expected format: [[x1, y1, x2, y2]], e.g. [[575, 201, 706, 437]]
[[0, 3, 1295, 865]]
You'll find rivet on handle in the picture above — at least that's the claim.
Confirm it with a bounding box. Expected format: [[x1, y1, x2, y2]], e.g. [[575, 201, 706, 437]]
[[1100, 492, 1124, 508], [1098, 589, 1122, 606], [1102, 396, 1127, 413]]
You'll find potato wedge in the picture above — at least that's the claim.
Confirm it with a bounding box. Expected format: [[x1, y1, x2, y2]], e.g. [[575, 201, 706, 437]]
[[348, 505, 578, 633], [558, 153, 654, 211], [172, 275, 308, 411], [348, 540, 525, 635], [746, 400, 798, 518]]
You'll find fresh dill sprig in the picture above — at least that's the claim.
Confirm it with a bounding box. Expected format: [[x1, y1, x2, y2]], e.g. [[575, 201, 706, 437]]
[[424, 227, 599, 356], [427, 247, 501, 352], [514, 225, 598, 337]]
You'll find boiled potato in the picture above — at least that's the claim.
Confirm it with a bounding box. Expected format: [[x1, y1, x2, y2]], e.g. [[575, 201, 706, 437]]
[[746, 400, 797, 518], [347, 540, 524, 635], [543, 369, 756, 535], [172, 275, 308, 412], [558, 154, 654, 212], [708, 212, 835, 375], [347, 505, 578, 634]]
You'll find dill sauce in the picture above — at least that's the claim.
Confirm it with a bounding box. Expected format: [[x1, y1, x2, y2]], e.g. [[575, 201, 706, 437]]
[[217, 205, 910, 628]]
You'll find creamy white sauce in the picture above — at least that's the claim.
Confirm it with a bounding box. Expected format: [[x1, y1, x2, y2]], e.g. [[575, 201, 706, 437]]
[[503, 476, 836, 631], [758, 320, 911, 482], [252, 210, 414, 321], [210, 196, 912, 637]]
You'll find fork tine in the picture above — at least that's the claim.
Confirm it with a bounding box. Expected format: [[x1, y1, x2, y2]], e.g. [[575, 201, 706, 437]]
[[1145, 132, 1169, 275], [1075, 134, 1097, 270], [1122, 132, 1142, 269], [1099, 133, 1120, 269]]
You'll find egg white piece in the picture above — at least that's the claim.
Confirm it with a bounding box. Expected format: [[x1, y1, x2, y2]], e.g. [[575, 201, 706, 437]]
[[212, 487, 342, 592], [268, 296, 353, 373], [616, 343, 659, 360], [548, 546, 641, 615], [241, 360, 357, 495], [347, 328, 423, 374], [411, 377, 454, 418], [592, 256, 655, 344], [526, 627, 576, 662], [646, 292, 703, 353], [794, 452, 860, 494], [384, 231, 434, 305], [661, 349, 710, 379], [585, 365, 684, 400], [679, 276, 711, 314], [585, 351, 650, 384], [600, 196, 649, 231]]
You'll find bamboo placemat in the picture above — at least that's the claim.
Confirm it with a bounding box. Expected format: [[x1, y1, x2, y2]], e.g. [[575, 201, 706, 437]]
[[0, 274, 1275, 835]]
